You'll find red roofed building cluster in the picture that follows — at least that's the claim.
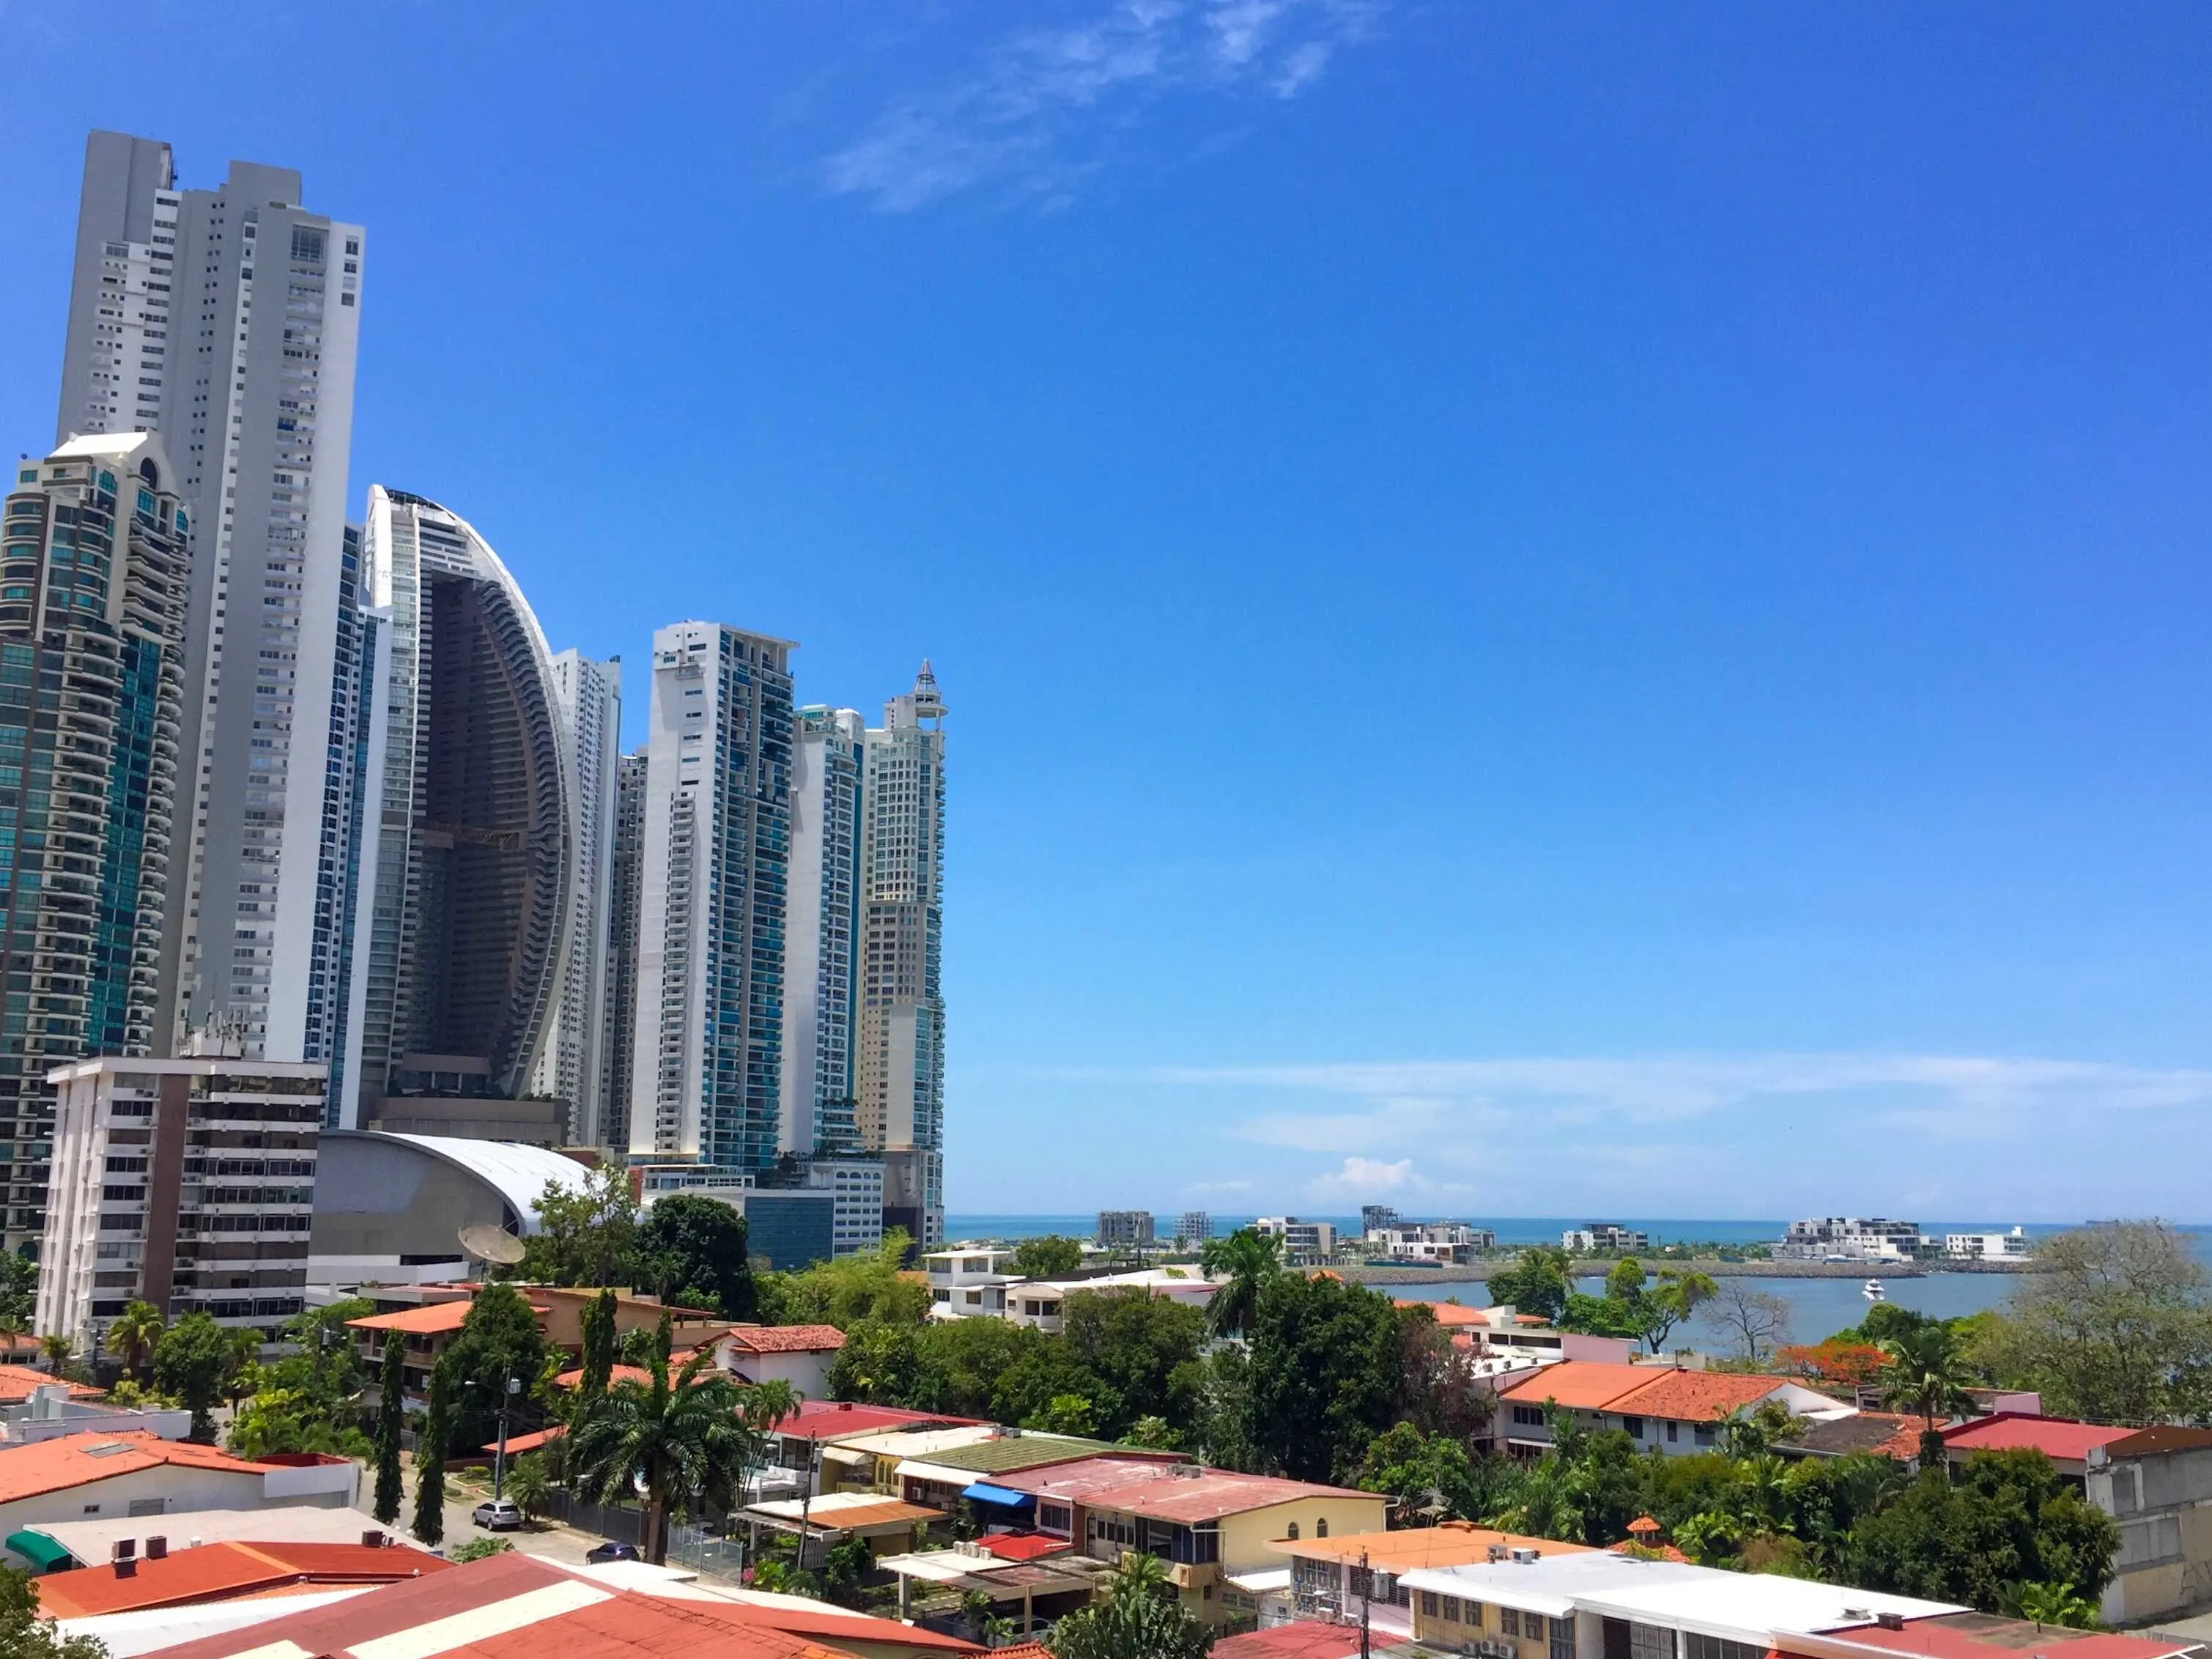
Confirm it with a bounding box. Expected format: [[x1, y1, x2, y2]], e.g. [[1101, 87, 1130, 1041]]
[[1492, 1360, 1857, 1456]]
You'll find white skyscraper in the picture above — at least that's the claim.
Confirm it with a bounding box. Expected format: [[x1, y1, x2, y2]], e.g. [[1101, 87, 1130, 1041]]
[[54, 131, 366, 1066], [629, 623, 794, 1172], [534, 651, 622, 1144], [780, 706, 863, 1158], [858, 664, 947, 1248]]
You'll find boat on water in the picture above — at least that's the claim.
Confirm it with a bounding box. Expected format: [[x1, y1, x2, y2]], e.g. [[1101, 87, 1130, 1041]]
[[1863, 1279, 1887, 1302]]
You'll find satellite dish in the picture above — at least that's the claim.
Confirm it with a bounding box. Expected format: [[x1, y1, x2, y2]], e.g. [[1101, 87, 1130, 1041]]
[[459, 1223, 527, 1266]]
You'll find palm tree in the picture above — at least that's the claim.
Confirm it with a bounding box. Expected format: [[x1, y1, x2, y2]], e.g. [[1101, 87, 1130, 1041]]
[[567, 1346, 760, 1564], [0, 1315, 27, 1359], [1878, 1326, 1976, 1462], [1199, 1227, 1281, 1340], [37, 1333, 73, 1376], [104, 1301, 165, 1382]]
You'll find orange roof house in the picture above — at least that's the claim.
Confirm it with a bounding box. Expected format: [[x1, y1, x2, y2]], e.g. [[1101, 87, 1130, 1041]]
[[34, 1539, 453, 1618]]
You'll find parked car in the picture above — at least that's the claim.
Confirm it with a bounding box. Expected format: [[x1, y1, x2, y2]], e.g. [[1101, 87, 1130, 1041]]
[[472, 1499, 524, 1531], [585, 1540, 640, 1564]]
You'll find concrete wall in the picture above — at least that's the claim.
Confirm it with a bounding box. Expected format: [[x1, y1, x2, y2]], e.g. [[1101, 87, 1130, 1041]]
[[2100, 1445, 2212, 1624]]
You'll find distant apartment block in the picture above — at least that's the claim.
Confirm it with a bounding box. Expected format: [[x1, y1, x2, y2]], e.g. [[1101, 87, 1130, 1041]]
[[1256, 1216, 1338, 1265], [1097, 1211, 1155, 1248], [1562, 1222, 1650, 1253], [1172, 1211, 1212, 1246], [1372, 1221, 1494, 1265], [1778, 1216, 1926, 1261], [37, 1049, 324, 1352], [1945, 1227, 2030, 1260], [1361, 1204, 1400, 1235]]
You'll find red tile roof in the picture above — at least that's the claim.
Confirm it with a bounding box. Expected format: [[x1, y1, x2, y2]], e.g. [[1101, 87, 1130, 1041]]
[[0, 1364, 101, 1405], [1213, 1622, 1364, 1659], [721, 1324, 848, 1353], [0, 1431, 269, 1504], [349, 1301, 549, 1335], [1497, 1362, 1664, 1412], [1002, 1457, 1380, 1524], [32, 1540, 451, 1618], [142, 1549, 975, 1659], [973, 1531, 1073, 1561], [1805, 1615, 2196, 1659], [1939, 1413, 2137, 1463], [482, 1426, 566, 1454], [551, 1363, 656, 1390], [1603, 1369, 1795, 1423], [775, 1400, 980, 1441]]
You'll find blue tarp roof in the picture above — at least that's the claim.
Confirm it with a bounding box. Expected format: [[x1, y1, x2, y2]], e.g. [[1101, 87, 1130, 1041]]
[[963, 1481, 1037, 1508]]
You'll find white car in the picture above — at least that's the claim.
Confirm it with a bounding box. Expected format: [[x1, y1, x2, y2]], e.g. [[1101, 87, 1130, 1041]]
[[472, 1499, 523, 1531]]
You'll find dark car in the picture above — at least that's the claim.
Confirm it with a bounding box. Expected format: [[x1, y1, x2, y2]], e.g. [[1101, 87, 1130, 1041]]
[[585, 1541, 640, 1564]]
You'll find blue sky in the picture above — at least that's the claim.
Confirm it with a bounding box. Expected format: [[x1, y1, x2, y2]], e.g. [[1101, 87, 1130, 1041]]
[[4, 1, 2211, 1220]]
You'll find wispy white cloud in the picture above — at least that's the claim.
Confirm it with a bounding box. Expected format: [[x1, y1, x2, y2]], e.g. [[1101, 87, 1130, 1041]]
[[824, 0, 1388, 212], [1306, 1154, 1424, 1201], [1146, 1053, 2212, 1156]]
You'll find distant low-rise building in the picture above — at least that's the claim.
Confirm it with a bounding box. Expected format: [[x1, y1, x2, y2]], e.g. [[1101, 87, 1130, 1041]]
[[0, 1433, 355, 1565], [1943, 1227, 2030, 1260], [1561, 1223, 1649, 1253], [1372, 1222, 1495, 1264], [1174, 1211, 1213, 1246], [1778, 1216, 1926, 1261], [1402, 1302, 1635, 1377], [1255, 1217, 1337, 1266], [922, 1245, 1024, 1318], [1268, 1523, 1591, 1636], [1097, 1211, 1155, 1248], [1492, 1360, 1855, 1456], [1003, 1267, 1216, 1334]]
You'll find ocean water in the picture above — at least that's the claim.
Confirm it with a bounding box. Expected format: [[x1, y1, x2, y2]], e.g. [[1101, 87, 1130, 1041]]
[[943, 1215, 2212, 1346]]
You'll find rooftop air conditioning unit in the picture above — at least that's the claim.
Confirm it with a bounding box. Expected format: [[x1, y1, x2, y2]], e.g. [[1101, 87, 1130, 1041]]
[[1876, 1614, 1906, 1631], [1509, 1548, 1539, 1564], [1487, 1545, 1509, 1563]]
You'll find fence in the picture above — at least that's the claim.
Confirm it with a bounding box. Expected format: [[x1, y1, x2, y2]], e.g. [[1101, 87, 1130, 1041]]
[[539, 1489, 645, 1547]]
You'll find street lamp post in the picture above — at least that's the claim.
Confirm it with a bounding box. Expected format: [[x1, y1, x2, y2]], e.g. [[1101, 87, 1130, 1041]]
[[494, 1375, 521, 1501]]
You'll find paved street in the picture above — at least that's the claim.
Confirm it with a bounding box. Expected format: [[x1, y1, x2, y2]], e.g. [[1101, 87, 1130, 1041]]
[[393, 1464, 613, 1566]]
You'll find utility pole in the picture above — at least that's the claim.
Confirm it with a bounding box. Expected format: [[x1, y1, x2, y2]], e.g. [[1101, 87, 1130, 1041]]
[[492, 1375, 520, 1500], [1359, 1548, 1372, 1659]]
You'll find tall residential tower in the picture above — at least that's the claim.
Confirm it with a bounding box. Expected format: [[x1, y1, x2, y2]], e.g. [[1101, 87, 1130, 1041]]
[[597, 752, 647, 1154], [533, 651, 621, 1143], [780, 705, 862, 1158], [355, 488, 569, 1126], [858, 664, 947, 1248], [55, 131, 367, 1071], [0, 435, 191, 1247], [629, 623, 792, 1172]]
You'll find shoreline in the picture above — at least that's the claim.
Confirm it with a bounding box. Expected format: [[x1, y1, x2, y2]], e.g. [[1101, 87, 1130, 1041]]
[[1327, 1257, 2036, 1285]]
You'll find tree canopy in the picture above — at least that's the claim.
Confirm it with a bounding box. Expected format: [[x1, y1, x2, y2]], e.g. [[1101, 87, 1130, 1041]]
[[1484, 1246, 1573, 1323], [1996, 1221, 2212, 1426], [153, 1312, 234, 1441], [634, 1195, 756, 1318], [1012, 1235, 1085, 1278]]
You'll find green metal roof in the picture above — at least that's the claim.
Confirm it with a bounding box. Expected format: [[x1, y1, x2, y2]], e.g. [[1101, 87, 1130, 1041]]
[[918, 1436, 1131, 1474], [4, 1529, 74, 1572]]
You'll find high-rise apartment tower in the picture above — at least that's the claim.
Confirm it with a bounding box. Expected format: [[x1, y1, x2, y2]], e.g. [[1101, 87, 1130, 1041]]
[[597, 752, 646, 1154], [629, 623, 793, 1171], [858, 663, 947, 1248], [0, 435, 191, 1247], [55, 131, 367, 1072], [533, 651, 621, 1143], [355, 488, 569, 1124], [780, 705, 862, 1158]]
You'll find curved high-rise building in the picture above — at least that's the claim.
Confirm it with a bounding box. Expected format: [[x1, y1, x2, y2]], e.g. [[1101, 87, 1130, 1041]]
[[354, 487, 570, 1123]]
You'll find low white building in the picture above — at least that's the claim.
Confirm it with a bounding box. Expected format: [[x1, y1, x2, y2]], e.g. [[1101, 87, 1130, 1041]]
[[923, 1246, 1022, 1319], [1399, 1548, 1960, 1658], [1254, 1217, 1337, 1265], [1562, 1223, 1649, 1252], [709, 1323, 846, 1400], [1004, 1267, 1217, 1334], [0, 1432, 358, 1568], [1945, 1227, 2030, 1260]]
